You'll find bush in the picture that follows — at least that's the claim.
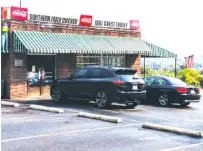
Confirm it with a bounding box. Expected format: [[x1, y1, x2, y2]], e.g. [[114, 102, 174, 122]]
[[177, 68, 201, 87], [198, 75, 203, 88]]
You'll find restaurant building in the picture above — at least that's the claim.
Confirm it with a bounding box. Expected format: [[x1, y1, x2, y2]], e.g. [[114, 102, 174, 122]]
[[1, 6, 177, 99]]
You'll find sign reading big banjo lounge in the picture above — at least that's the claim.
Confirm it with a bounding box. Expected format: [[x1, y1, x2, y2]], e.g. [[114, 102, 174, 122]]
[[29, 14, 78, 25], [94, 20, 128, 28]]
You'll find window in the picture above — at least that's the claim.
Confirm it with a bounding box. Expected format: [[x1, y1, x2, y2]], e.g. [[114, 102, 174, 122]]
[[85, 68, 111, 78], [72, 69, 88, 79], [151, 78, 166, 85], [168, 77, 187, 86], [144, 77, 155, 85], [76, 54, 125, 68]]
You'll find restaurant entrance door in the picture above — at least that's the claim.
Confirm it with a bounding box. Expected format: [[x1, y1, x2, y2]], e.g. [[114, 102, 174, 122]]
[[27, 55, 55, 97]]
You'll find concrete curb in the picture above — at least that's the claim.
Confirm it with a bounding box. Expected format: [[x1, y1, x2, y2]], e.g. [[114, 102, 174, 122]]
[[78, 112, 122, 123], [29, 104, 64, 113], [142, 123, 203, 137], [1, 101, 20, 107]]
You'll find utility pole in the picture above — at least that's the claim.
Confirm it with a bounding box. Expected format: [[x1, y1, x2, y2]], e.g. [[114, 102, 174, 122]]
[[20, 0, 21, 7]]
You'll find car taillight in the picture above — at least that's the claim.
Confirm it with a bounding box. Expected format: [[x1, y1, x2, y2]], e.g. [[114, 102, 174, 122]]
[[113, 79, 125, 86], [195, 88, 200, 93], [176, 87, 188, 93]]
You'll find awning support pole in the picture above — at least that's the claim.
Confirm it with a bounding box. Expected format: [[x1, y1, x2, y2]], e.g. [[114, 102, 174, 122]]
[[55, 54, 57, 79], [144, 57, 146, 78], [100, 51, 103, 65], [175, 56, 177, 77]]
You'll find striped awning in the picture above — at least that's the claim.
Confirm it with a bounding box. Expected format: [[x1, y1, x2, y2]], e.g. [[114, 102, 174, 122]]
[[143, 41, 177, 58], [13, 31, 152, 54], [1, 32, 8, 53]]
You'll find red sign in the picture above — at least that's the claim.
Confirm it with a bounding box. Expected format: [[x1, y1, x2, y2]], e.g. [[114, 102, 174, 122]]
[[79, 15, 92, 27], [130, 20, 140, 30], [10, 6, 28, 21], [1, 7, 10, 20]]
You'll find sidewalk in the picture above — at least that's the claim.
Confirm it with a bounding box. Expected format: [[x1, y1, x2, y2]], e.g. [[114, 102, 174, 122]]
[[1, 96, 52, 105]]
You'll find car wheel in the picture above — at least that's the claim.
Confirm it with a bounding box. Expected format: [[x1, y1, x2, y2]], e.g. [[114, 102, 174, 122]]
[[180, 102, 190, 107], [51, 87, 64, 103], [95, 90, 110, 108], [158, 94, 169, 107]]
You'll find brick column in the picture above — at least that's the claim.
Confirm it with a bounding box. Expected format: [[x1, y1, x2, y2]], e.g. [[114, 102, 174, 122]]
[[125, 54, 141, 76], [8, 32, 27, 99]]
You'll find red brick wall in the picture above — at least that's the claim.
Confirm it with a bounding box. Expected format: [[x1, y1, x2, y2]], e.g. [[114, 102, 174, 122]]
[[8, 53, 27, 99], [56, 54, 76, 78], [7, 32, 27, 99], [125, 54, 141, 76], [9, 21, 141, 38]]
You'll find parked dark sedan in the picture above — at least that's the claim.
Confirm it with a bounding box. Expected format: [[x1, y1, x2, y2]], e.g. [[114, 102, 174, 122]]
[[50, 66, 146, 108], [143, 76, 201, 107]]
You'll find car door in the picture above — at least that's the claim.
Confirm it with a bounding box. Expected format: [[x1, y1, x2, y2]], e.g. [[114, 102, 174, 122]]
[[143, 77, 156, 99], [84, 68, 111, 99], [68, 68, 88, 99], [150, 77, 169, 99], [84, 68, 102, 98]]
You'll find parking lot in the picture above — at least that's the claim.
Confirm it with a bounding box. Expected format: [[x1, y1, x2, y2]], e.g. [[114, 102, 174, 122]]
[[1, 96, 203, 151]]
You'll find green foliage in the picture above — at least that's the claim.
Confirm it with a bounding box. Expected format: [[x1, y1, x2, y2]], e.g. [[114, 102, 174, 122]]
[[177, 68, 200, 87], [198, 74, 203, 88], [141, 67, 203, 88], [141, 67, 175, 78]]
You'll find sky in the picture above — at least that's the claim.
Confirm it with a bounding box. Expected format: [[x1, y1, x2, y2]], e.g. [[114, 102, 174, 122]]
[[2, 0, 203, 57]]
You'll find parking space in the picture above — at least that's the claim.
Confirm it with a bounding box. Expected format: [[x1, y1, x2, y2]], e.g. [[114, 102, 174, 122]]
[[1, 98, 203, 151]]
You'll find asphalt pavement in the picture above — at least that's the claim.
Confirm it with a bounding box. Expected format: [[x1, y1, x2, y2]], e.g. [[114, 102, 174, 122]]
[[1, 96, 203, 151]]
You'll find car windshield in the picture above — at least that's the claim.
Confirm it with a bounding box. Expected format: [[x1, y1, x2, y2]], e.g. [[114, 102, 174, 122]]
[[168, 77, 187, 86]]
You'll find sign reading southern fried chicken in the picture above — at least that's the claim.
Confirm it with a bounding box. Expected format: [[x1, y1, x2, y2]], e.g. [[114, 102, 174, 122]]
[[94, 20, 128, 28], [29, 14, 78, 25]]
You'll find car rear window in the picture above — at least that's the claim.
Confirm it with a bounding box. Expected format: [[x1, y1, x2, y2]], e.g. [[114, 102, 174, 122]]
[[168, 77, 187, 86], [114, 69, 140, 81], [115, 69, 137, 75]]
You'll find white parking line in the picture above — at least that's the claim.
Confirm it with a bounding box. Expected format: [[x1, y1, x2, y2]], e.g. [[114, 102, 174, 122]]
[[1, 113, 78, 121], [105, 109, 203, 123], [159, 142, 203, 151], [1, 123, 142, 143]]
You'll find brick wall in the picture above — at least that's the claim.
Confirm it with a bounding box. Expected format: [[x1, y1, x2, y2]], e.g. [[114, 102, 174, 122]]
[[9, 53, 27, 99], [125, 54, 141, 76], [10, 21, 141, 38], [57, 54, 76, 78], [7, 32, 27, 99]]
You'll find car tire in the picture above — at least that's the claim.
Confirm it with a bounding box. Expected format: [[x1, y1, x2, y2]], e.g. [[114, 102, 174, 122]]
[[158, 94, 169, 107], [95, 90, 111, 109], [180, 102, 190, 107], [51, 87, 64, 103]]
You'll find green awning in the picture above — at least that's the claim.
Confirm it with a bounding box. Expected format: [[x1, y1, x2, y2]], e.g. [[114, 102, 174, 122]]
[[143, 41, 177, 58], [13, 31, 152, 54], [1, 32, 8, 53]]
